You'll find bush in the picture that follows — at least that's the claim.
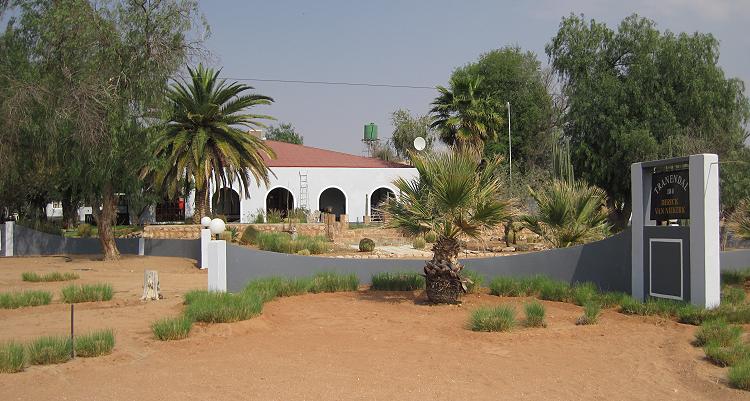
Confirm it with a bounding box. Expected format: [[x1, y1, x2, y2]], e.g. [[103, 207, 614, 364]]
[[729, 360, 750, 390], [413, 237, 426, 250], [22, 271, 79, 282], [694, 320, 742, 347], [297, 249, 311, 256], [489, 276, 528, 297], [240, 226, 259, 245], [76, 223, 94, 238], [462, 269, 484, 293], [75, 329, 115, 357], [27, 336, 71, 365], [244, 277, 312, 300], [723, 286, 747, 305], [424, 231, 437, 243], [704, 342, 750, 367], [524, 301, 546, 327], [359, 238, 375, 252], [61, 283, 113, 303], [256, 232, 329, 255], [576, 302, 601, 325], [571, 282, 598, 306], [184, 291, 265, 323], [0, 290, 53, 309], [371, 272, 425, 291], [0, 342, 25, 373], [152, 317, 192, 341], [538, 279, 571, 302], [309, 272, 359, 293], [618, 296, 685, 318], [469, 305, 516, 332], [677, 305, 713, 325], [597, 291, 628, 308], [266, 209, 283, 223], [723, 270, 750, 286]]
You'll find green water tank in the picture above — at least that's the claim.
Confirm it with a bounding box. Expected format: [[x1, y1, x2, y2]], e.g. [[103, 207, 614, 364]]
[[364, 123, 378, 141]]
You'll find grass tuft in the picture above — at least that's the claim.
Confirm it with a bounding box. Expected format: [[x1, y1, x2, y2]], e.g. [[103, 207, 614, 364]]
[[244, 277, 312, 300], [22, 271, 79, 282], [571, 282, 598, 306], [75, 329, 115, 357], [0, 342, 25, 373], [309, 272, 359, 293], [576, 302, 601, 325], [371, 272, 424, 291], [469, 305, 516, 332], [257, 232, 329, 255], [538, 279, 571, 302], [184, 291, 265, 323], [722, 286, 747, 305], [61, 283, 113, 303], [27, 336, 71, 365], [152, 316, 192, 341], [694, 320, 742, 347], [462, 270, 484, 293], [704, 342, 750, 367], [524, 301, 546, 328], [0, 290, 53, 309], [729, 360, 750, 390]]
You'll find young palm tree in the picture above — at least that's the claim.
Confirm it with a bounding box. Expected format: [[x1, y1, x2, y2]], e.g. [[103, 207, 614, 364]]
[[728, 199, 750, 240], [148, 65, 276, 223], [429, 75, 504, 152], [384, 148, 512, 303], [522, 180, 611, 248]]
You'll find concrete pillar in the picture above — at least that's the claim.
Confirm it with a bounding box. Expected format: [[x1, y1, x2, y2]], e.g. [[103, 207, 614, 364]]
[[630, 162, 645, 301], [2, 221, 13, 257], [207, 239, 227, 292], [200, 228, 211, 269], [138, 237, 145, 256], [689, 154, 720, 308]]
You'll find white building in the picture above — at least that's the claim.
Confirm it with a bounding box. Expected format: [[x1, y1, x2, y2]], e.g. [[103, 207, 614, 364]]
[[185, 140, 418, 223]]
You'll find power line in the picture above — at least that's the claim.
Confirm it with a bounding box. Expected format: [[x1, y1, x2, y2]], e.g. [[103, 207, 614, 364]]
[[219, 77, 437, 90]]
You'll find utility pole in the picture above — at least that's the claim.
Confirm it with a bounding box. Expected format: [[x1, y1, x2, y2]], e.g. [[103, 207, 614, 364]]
[[507, 101, 512, 185]]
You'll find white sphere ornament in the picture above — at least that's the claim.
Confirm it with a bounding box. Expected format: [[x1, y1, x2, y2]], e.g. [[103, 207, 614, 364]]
[[200, 216, 212, 228], [209, 218, 226, 236], [413, 136, 426, 151]]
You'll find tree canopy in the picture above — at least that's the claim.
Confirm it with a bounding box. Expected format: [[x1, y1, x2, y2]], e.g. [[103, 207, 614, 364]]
[[390, 109, 434, 162], [266, 123, 303, 144]]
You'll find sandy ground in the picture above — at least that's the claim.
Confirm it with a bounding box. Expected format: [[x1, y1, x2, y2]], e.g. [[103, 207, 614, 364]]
[[1, 256, 749, 401]]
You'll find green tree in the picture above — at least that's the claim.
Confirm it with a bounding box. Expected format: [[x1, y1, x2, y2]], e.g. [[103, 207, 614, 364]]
[[546, 14, 750, 225], [0, 0, 206, 259], [390, 109, 434, 162], [384, 148, 512, 303], [266, 122, 303, 144], [430, 75, 505, 152], [148, 65, 276, 224], [452, 46, 557, 169]]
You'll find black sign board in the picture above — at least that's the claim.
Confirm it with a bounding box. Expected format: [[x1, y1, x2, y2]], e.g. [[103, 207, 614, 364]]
[[650, 169, 690, 220]]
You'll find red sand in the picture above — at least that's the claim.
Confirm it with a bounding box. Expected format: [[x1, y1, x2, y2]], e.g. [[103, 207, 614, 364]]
[[0, 255, 747, 400]]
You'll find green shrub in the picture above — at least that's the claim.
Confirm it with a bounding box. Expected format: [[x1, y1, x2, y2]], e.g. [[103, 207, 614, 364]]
[[22, 271, 79, 282], [0, 290, 53, 309], [489, 276, 527, 297], [704, 342, 750, 367], [256, 232, 329, 254], [359, 238, 375, 252], [297, 249, 311, 256], [413, 237, 426, 249], [76, 223, 94, 238], [371, 271, 424, 291], [469, 305, 516, 332], [184, 291, 265, 323], [538, 279, 571, 302], [61, 283, 113, 303], [694, 320, 743, 347], [75, 329, 115, 357], [424, 231, 437, 243], [571, 282, 598, 306], [27, 336, 71, 365], [296, 235, 329, 255], [618, 296, 685, 318], [252, 211, 265, 224], [244, 277, 312, 299], [0, 342, 25, 373], [715, 304, 750, 324], [524, 301, 546, 328], [597, 291, 628, 308], [576, 302, 601, 325], [310, 272, 359, 293], [152, 317, 192, 341], [723, 270, 750, 286], [462, 269, 484, 294], [723, 286, 747, 305], [677, 305, 713, 325], [729, 360, 750, 390]]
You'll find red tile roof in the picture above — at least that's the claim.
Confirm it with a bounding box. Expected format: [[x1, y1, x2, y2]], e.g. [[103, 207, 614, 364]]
[[261, 140, 411, 168]]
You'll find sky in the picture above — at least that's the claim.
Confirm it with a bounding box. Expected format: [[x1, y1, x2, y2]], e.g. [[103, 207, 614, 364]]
[[197, 0, 750, 154]]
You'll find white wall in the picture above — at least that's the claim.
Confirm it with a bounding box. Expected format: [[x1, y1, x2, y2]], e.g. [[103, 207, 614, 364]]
[[188, 167, 418, 223]]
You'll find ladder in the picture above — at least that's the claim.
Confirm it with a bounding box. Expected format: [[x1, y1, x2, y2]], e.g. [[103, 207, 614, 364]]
[[298, 170, 309, 211]]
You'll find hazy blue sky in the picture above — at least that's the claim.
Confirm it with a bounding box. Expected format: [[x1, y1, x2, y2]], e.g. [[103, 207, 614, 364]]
[[198, 0, 750, 154]]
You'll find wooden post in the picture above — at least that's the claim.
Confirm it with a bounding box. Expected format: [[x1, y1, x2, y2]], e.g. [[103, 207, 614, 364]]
[[141, 270, 161, 301]]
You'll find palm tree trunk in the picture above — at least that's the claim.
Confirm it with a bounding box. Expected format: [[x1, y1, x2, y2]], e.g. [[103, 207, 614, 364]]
[[424, 236, 463, 303], [96, 184, 120, 261], [192, 186, 208, 224]]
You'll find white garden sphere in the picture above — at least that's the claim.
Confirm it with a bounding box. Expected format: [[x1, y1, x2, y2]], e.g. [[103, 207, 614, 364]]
[[209, 218, 226, 236], [413, 136, 426, 151], [200, 216, 212, 228]]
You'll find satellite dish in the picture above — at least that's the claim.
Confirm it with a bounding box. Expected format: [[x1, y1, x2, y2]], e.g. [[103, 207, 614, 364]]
[[413, 136, 426, 151]]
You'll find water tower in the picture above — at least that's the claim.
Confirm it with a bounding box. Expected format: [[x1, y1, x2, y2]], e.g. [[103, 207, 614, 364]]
[[362, 123, 379, 157]]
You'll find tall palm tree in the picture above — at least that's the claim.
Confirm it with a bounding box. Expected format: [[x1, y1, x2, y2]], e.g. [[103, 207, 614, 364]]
[[147, 65, 276, 223], [522, 180, 611, 248], [384, 148, 513, 303], [429, 75, 504, 152]]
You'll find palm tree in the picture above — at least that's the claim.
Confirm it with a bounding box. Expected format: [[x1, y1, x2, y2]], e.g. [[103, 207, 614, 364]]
[[384, 148, 513, 303], [429, 75, 504, 152], [147, 65, 276, 223], [728, 198, 750, 240], [522, 180, 611, 248]]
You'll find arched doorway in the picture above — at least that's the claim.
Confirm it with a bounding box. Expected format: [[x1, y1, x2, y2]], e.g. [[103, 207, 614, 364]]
[[212, 188, 240, 222], [319, 187, 346, 221], [370, 187, 395, 222], [266, 187, 294, 218]]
